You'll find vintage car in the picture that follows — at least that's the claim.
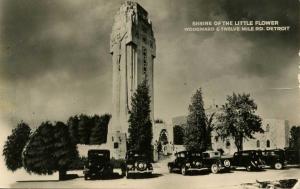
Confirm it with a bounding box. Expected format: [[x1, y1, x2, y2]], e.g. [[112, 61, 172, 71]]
[[202, 151, 231, 172], [83, 150, 113, 180], [284, 149, 300, 164], [167, 151, 222, 175], [124, 150, 153, 178], [229, 150, 265, 171], [261, 149, 286, 169]]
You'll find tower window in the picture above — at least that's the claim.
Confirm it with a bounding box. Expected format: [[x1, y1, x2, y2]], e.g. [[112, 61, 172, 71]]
[[226, 140, 230, 149], [142, 47, 147, 74], [114, 142, 119, 149], [256, 140, 260, 148], [266, 140, 270, 148], [215, 136, 219, 142], [266, 124, 270, 132]]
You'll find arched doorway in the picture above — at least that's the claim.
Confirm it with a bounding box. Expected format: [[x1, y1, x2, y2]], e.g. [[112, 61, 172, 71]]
[[158, 129, 171, 156]]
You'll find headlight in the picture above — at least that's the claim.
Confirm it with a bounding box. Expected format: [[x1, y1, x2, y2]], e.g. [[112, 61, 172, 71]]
[[186, 163, 191, 167], [224, 160, 230, 167], [195, 162, 201, 166]]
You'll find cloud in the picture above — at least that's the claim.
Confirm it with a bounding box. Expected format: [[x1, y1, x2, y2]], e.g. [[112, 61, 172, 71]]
[[0, 0, 299, 126]]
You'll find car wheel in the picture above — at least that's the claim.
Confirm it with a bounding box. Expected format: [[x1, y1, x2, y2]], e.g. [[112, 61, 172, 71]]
[[181, 166, 187, 176], [223, 159, 231, 168], [84, 175, 88, 180], [168, 166, 173, 173], [211, 164, 219, 174], [121, 169, 126, 177], [274, 162, 283, 170], [126, 171, 131, 179], [246, 165, 252, 171]]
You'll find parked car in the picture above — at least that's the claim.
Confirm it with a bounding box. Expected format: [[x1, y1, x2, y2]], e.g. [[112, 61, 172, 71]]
[[202, 151, 231, 172], [261, 149, 286, 169], [83, 150, 113, 180], [123, 150, 153, 178], [168, 151, 222, 175], [229, 150, 265, 171], [284, 149, 300, 164]]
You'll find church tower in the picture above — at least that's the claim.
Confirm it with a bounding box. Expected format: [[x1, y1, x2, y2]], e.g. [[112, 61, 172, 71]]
[[108, 1, 156, 159]]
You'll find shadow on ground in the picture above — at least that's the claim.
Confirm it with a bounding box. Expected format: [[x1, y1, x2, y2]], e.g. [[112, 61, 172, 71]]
[[80, 173, 124, 180], [231, 168, 266, 172], [126, 173, 162, 179], [17, 174, 79, 182]]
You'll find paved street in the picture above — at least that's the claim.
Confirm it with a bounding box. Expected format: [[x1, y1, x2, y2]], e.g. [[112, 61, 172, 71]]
[[9, 160, 300, 189]]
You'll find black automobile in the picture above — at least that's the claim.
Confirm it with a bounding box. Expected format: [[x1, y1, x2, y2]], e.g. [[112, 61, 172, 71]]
[[83, 150, 113, 180], [167, 151, 222, 175], [285, 149, 300, 164], [230, 150, 265, 171], [123, 150, 153, 178], [261, 149, 286, 169], [202, 151, 231, 172]]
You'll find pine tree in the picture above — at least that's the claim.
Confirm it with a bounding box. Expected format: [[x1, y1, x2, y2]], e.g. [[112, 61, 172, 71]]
[[67, 115, 79, 144], [89, 115, 101, 144], [184, 88, 208, 152], [23, 121, 79, 180], [90, 114, 111, 144], [23, 121, 56, 175], [3, 122, 31, 171], [78, 114, 92, 144], [128, 80, 153, 160], [52, 121, 78, 180], [173, 125, 184, 145]]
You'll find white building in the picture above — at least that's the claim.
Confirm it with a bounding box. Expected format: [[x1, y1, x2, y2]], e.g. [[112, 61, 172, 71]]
[[243, 119, 290, 150], [172, 115, 290, 155]]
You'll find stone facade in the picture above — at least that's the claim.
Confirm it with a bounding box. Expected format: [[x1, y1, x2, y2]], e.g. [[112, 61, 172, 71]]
[[243, 119, 290, 150], [172, 115, 290, 155], [108, 1, 156, 159]]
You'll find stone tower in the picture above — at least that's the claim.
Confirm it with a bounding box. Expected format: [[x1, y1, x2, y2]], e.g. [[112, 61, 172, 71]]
[[108, 1, 156, 159]]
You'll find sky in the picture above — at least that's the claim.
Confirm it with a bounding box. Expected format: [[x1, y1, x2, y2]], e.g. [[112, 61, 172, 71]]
[[0, 0, 299, 131]]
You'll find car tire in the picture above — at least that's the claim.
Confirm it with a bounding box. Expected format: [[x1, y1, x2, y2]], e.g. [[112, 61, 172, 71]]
[[84, 175, 88, 180], [126, 171, 131, 179], [274, 162, 283, 170], [246, 165, 252, 172], [168, 166, 173, 173], [211, 164, 219, 174], [181, 166, 187, 176]]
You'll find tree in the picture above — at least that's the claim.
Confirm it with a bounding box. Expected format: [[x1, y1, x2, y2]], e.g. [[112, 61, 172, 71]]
[[53, 122, 78, 180], [289, 126, 300, 150], [77, 114, 92, 144], [23, 121, 79, 180], [3, 122, 31, 171], [67, 115, 79, 144], [173, 126, 184, 145], [216, 93, 263, 151], [128, 80, 153, 160], [23, 122, 56, 175], [89, 114, 111, 144], [205, 112, 216, 150], [184, 88, 208, 151]]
